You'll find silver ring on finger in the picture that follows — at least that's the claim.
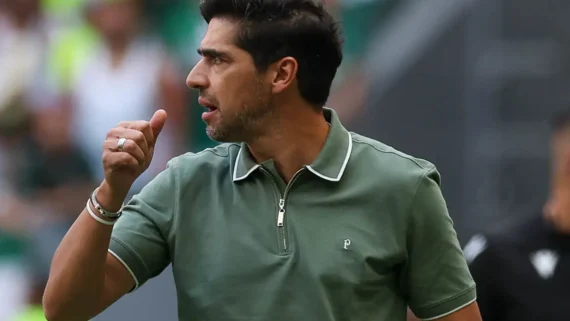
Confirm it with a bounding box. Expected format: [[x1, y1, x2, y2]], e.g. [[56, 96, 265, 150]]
[[117, 137, 127, 152]]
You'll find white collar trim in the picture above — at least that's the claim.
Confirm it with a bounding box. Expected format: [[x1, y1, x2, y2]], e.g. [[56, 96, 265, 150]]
[[232, 131, 352, 183], [305, 131, 352, 182]]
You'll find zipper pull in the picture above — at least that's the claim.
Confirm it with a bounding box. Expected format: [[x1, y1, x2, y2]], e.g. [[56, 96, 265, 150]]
[[277, 199, 285, 227]]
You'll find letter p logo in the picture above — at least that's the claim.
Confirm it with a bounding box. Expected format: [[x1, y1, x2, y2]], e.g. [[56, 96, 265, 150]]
[[343, 239, 351, 250]]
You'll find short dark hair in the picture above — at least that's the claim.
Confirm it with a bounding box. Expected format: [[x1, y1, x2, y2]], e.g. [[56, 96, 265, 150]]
[[550, 109, 570, 133], [199, 0, 343, 106]]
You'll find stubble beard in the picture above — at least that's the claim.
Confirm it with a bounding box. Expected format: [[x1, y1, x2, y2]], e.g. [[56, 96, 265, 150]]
[[206, 97, 274, 143], [206, 80, 274, 143]]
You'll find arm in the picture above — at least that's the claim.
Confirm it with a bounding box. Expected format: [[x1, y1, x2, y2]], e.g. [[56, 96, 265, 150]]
[[43, 112, 173, 320], [407, 308, 421, 321], [44, 169, 176, 320], [43, 203, 136, 321], [435, 302, 481, 320], [405, 168, 481, 321], [408, 302, 481, 321]]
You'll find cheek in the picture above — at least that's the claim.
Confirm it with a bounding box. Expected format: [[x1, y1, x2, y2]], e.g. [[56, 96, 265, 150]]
[[212, 70, 255, 106]]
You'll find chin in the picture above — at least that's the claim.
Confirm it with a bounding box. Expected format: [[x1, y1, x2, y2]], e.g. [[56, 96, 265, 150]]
[[206, 127, 230, 142]]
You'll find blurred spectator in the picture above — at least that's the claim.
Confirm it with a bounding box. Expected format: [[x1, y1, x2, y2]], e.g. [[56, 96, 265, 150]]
[[0, 128, 32, 321], [6, 105, 96, 321], [62, 0, 188, 192], [0, 0, 47, 318], [463, 110, 570, 321], [42, 0, 89, 29], [0, 0, 46, 135]]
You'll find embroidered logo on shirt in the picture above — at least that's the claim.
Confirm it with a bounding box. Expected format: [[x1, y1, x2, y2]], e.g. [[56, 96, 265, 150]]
[[343, 239, 351, 250], [530, 249, 559, 279], [463, 234, 487, 264]]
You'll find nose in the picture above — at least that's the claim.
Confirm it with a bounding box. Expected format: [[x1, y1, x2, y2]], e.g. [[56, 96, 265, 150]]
[[186, 61, 209, 91]]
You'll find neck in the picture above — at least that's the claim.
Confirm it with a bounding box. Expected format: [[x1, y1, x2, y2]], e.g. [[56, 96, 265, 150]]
[[247, 106, 330, 183], [108, 38, 130, 68]]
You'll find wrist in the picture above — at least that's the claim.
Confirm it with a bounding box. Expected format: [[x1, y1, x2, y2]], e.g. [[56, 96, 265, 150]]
[[97, 181, 128, 213], [86, 199, 117, 226]]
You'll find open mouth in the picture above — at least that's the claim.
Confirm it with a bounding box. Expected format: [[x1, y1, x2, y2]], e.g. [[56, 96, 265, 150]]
[[198, 98, 218, 112], [199, 98, 219, 121], [204, 105, 218, 112]]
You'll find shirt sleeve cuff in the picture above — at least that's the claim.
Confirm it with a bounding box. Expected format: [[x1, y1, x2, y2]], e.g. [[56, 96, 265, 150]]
[[108, 237, 150, 292], [414, 285, 477, 320]]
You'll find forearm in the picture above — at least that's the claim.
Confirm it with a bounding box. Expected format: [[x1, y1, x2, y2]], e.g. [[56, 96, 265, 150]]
[[43, 111, 167, 320], [43, 205, 115, 320]]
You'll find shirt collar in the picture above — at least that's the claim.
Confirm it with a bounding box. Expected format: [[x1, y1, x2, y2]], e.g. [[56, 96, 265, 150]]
[[233, 108, 353, 182]]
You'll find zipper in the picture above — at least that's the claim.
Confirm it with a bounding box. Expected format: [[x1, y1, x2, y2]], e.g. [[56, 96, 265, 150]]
[[277, 199, 285, 227], [261, 168, 305, 253], [277, 199, 286, 251]]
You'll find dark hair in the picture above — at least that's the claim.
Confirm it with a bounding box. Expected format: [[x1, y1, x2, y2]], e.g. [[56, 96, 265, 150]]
[[199, 0, 343, 107], [550, 109, 570, 133]]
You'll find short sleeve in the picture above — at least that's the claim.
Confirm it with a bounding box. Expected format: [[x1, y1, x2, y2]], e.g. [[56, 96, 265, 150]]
[[464, 235, 503, 321], [108, 159, 178, 291], [405, 168, 476, 320]]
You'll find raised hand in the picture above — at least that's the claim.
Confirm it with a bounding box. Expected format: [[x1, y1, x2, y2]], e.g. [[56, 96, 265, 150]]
[[97, 109, 167, 210]]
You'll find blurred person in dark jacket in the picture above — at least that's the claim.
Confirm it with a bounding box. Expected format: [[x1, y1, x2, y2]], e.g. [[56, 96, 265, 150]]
[[0, 120, 34, 321], [0, 87, 96, 319], [460, 109, 570, 321], [16, 104, 96, 319], [0, 1, 47, 318]]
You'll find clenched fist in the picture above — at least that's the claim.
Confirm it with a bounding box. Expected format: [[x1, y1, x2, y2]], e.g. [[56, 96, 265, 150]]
[[97, 110, 167, 211]]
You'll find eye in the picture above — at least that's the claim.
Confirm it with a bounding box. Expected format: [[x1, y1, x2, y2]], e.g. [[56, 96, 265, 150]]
[[212, 57, 223, 65]]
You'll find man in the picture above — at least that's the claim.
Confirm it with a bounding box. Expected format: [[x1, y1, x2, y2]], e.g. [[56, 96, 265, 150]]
[[43, 1, 482, 320], [463, 110, 570, 321]]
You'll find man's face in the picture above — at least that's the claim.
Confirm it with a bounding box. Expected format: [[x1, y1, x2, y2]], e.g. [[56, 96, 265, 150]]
[[90, 0, 140, 42], [186, 17, 274, 142]]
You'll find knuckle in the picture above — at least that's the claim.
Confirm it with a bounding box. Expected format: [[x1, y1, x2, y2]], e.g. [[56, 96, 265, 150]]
[[103, 139, 115, 149], [139, 121, 151, 131], [132, 130, 146, 143], [106, 127, 118, 138], [124, 139, 138, 152]]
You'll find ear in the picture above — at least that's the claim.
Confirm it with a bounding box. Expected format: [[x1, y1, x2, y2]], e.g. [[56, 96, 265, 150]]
[[270, 57, 298, 94]]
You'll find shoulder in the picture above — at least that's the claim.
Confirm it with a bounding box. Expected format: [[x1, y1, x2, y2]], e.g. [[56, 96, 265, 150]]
[[349, 132, 439, 189], [134, 143, 238, 209], [167, 143, 239, 180]]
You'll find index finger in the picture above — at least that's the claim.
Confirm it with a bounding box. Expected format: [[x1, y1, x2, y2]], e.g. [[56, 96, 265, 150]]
[[126, 121, 154, 149]]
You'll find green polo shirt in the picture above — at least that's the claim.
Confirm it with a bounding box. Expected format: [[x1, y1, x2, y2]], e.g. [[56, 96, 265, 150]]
[[109, 108, 476, 321]]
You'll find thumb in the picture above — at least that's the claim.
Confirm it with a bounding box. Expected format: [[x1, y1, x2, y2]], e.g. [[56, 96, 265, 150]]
[[149, 109, 167, 146]]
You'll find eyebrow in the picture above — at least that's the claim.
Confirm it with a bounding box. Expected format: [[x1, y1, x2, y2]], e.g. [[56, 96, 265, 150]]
[[197, 48, 230, 60]]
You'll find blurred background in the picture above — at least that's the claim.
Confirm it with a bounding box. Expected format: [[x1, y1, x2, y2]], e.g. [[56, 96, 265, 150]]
[[0, 0, 568, 320]]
